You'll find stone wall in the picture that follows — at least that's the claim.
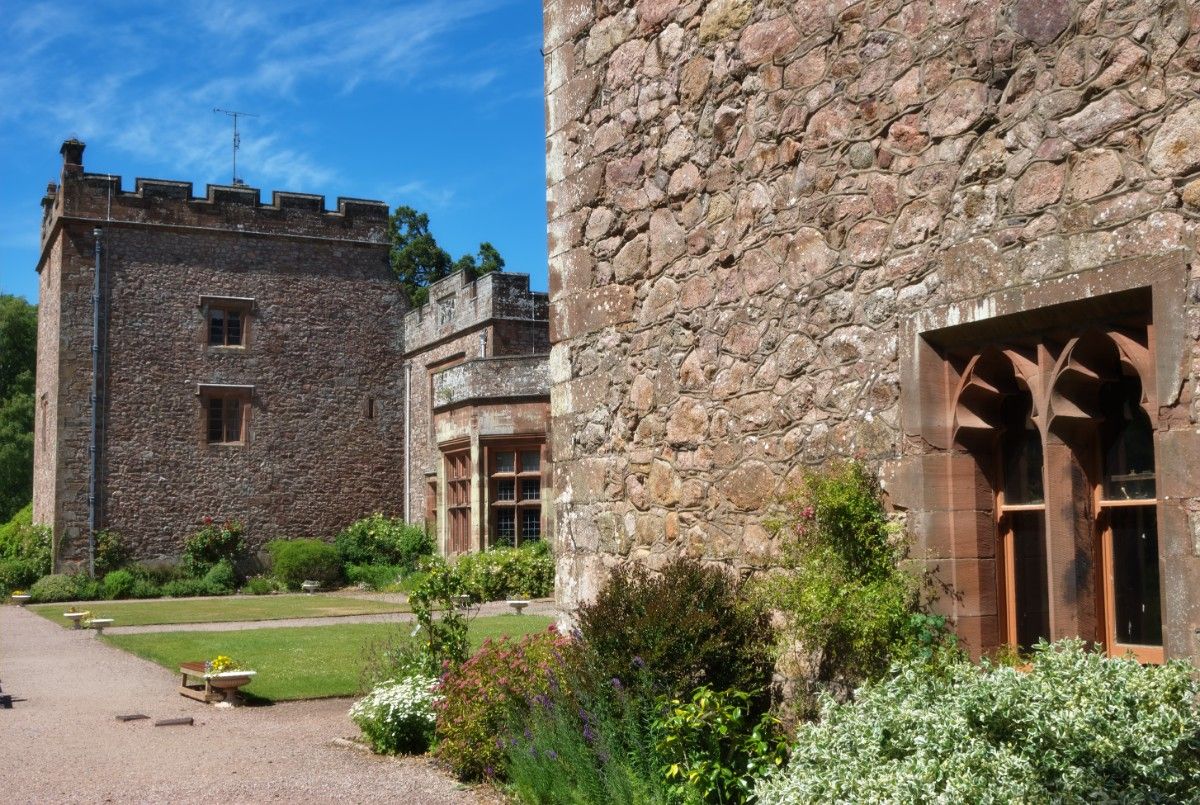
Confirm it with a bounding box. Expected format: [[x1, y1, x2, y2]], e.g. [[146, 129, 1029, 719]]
[[35, 143, 406, 560], [544, 0, 1200, 650]]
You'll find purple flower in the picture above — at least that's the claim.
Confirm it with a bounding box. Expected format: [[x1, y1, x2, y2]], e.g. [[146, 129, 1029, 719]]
[[484, 765, 495, 779], [524, 727, 533, 740], [546, 749, 558, 760], [583, 723, 596, 743], [610, 677, 622, 690], [632, 656, 645, 669]]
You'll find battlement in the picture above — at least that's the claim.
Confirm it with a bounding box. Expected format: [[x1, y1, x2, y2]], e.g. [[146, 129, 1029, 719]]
[[40, 139, 389, 249], [404, 270, 549, 355]]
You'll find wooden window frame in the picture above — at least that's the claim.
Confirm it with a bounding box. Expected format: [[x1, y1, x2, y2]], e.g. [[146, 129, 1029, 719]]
[[485, 440, 544, 549], [445, 447, 472, 555], [197, 384, 252, 446], [199, 296, 254, 349]]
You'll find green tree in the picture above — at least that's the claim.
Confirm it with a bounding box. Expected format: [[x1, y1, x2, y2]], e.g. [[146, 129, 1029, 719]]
[[387, 206, 505, 306], [0, 295, 36, 522]]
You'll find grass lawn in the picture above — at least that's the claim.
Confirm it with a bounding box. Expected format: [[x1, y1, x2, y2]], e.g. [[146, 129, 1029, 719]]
[[104, 614, 554, 701], [29, 594, 409, 627]]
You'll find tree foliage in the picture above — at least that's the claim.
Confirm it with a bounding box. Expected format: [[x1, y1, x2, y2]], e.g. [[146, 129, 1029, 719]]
[[0, 294, 36, 522], [387, 205, 504, 306]]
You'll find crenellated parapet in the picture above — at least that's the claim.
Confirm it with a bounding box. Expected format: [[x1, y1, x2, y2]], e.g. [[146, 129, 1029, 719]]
[[40, 139, 389, 251], [404, 270, 549, 355]]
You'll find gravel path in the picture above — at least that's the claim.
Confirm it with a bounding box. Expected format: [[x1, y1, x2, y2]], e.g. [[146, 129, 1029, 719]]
[[0, 605, 498, 804], [100, 598, 559, 635]]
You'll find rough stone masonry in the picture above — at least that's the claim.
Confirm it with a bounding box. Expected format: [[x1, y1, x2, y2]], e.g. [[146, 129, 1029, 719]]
[[544, 0, 1200, 659]]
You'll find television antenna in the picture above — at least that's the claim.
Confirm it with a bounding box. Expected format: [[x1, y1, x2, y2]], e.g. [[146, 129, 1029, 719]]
[[213, 107, 259, 186]]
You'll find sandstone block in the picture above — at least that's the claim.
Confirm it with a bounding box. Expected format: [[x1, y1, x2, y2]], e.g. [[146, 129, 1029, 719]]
[[649, 209, 686, 272], [720, 461, 776, 511], [1148, 101, 1200, 177], [926, 80, 988, 138], [1069, 149, 1123, 201], [1058, 93, 1141, 145], [550, 285, 636, 341], [666, 398, 709, 446], [1010, 0, 1071, 45], [648, 459, 681, 504], [737, 16, 800, 65], [1012, 161, 1065, 214]]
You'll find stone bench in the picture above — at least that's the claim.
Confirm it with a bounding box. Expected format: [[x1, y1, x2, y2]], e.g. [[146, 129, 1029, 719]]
[[89, 618, 114, 635]]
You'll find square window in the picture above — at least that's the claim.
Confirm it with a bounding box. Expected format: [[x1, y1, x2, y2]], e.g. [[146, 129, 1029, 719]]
[[203, 393, 248, 444], [497, 479, 516, 501], [520, 450, 540, 473], [204, 298, 251, 347], [520, 479, 540, 501], [521, 509, 541, 539], [495, 451, 515, 473]]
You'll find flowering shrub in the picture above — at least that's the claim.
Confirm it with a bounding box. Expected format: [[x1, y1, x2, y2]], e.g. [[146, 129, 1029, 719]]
[[577, 557, 774, 701], [350, 675, 441, 754], [453, 541, 554, 601], [435, 626, 581, 780], [335, 514, 432, 572], [755, 640, 1200, 803], [182, 518, 247, 577]]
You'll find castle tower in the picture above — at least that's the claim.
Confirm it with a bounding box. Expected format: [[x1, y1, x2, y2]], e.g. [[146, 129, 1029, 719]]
[[33, 140, 406, 564]]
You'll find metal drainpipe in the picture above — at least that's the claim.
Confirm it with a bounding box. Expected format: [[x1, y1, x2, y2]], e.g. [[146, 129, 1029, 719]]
[[404, 362, 411, 523], [88, 228, 102, 577]]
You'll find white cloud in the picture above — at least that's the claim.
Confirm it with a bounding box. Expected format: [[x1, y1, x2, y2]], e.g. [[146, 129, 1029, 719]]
[[0, 0, 515, 193]]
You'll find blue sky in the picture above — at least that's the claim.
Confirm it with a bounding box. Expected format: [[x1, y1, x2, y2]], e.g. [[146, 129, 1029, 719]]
[[0, 0, 547, 304]]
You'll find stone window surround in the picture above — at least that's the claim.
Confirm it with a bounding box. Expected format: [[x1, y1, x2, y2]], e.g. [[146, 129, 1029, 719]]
[[199, 295, 255, 350], [891, 251, 1190, 659], [196, 383, 254, 446]]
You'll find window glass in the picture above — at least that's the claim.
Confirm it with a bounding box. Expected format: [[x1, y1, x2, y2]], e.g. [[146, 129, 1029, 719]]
[[1010, 510, 1051, 651], [226, 310, 242, 345], [521, 509, 540, 540], [496, 510, 515, 546], [495, 451, 515, 473], [520, 479, 540, 501], [1103, 376, 1155, 501], [1110, 506, 1162, 646], [206, 396, 243, 444], [496, 479, 515, 501], [520, 450, 540, 473], [209, 310, 225, 345], [1001, 394, 1043, 505]]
